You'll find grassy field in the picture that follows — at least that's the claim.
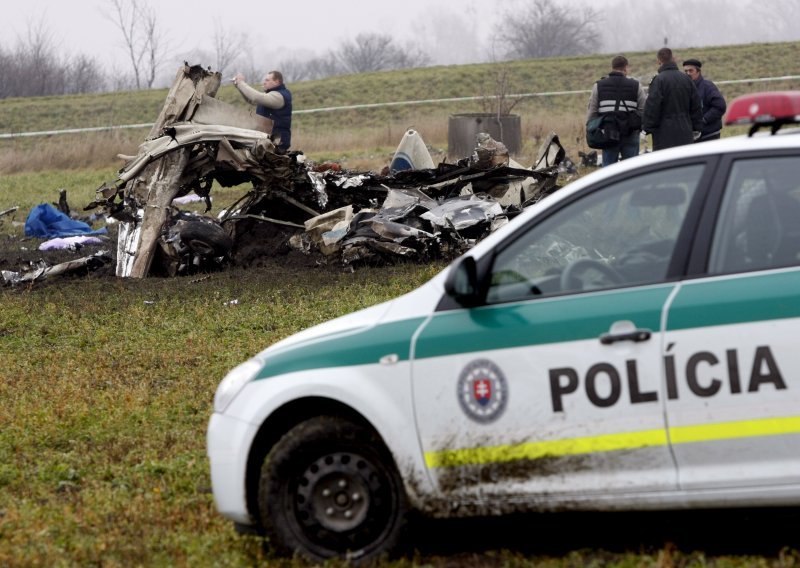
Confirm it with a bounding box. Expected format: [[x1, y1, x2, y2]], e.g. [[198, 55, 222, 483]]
[[2, 44, 800, 566], [2, 172, 800, 566], [0, 256, 446, 566], [1, 41, 799, 174]]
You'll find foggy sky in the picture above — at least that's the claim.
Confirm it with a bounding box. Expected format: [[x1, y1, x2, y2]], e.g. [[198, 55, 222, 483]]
[[4, 0, 798, 87]]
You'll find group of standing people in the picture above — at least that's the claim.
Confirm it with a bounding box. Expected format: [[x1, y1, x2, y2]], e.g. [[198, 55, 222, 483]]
[[228, 47, 725, 163], [586, 47, 727, 167]]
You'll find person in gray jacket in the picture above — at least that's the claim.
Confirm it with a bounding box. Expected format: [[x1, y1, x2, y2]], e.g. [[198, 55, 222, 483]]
[[682, 58, 727, 142], [643, 48, 703, 150]]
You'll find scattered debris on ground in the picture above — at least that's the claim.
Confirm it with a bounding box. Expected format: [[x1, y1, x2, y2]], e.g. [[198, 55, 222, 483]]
[[4, 63, 583, 286], [0, 206, 19, 220], [1, 250, 111, 286]]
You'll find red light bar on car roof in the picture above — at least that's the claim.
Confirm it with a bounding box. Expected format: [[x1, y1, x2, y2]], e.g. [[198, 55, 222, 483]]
[[725, 91, 800, 135]]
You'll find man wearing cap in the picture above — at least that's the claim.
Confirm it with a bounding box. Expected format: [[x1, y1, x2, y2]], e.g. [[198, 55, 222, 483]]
[[682, 58, 727, 142]]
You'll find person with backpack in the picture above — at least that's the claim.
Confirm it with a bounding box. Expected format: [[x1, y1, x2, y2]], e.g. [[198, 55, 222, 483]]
[[586, 55, 646, 166]]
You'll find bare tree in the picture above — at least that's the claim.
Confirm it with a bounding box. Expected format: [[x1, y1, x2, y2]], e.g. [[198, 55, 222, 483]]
[[336, 33, 429, 74], [305, 52, 345, 79], [212, 22, 244, 77], [103, 0, 167, 89], [23, 16, 64, 96], [392, 41, 431, 70], [497, 0, 601, 59], [66, 54, 106, 94], [234, 50, 266, 86], [3, 12, 108, 98], [337, 33, 396, 73], [0, 15, 107, 98], [277, 56, 313, 82], [277, 52, 343, 82], [479, 64, 522, 117], [0, 47, 19, 98]]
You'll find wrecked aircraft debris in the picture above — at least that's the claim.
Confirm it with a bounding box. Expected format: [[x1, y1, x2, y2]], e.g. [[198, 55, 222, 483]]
[[1, 250, 111, 286], [83, 63, 569, 278], [0, 206, 20, 220]]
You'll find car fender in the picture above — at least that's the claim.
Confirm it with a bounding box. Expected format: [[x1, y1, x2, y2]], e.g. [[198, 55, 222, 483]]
[[228, 361, 437, 504]]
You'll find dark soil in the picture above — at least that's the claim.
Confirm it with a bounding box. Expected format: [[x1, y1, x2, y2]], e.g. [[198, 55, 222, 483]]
[[227, 217, 322, 270], [0, 219, 334, 288], [0, 231, 116, 282]]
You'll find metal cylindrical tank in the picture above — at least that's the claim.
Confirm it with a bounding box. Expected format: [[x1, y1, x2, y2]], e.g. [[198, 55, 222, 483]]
[[448, 113, 522, 160]]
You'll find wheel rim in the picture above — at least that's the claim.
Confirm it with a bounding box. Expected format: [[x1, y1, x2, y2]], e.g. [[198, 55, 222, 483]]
[[296, 451, 378, 533], [262, 420, 406, 561], [186, 238, 216, 256]]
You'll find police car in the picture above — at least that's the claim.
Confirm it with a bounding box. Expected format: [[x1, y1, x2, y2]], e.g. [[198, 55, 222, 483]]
[[207, 91, 800, 562]]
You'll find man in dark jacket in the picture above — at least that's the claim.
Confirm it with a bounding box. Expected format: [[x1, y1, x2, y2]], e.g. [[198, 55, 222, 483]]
[[643, 48, 703, 150], [586, 55, 646, 166], [233, 70, 293, 152], [682, 58, 727, 142]]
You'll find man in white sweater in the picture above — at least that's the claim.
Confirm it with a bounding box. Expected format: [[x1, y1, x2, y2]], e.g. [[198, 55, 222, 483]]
[[232, 70, 293, 152]]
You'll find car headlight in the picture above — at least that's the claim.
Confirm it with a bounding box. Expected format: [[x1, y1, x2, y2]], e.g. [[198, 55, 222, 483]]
[[213, 360, 262, 413]]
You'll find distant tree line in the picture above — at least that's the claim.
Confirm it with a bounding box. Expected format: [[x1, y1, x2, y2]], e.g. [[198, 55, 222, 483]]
[[4, 0, 796, 99], [0, 20, 107, 99], [278, 33, 431, 83], [0, 0, 604, 98]]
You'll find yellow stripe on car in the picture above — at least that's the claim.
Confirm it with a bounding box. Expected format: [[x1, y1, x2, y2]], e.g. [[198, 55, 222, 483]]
[[669, 415, 800, 444], [425, 428, 667, 468], [424, 415, 800, 468]]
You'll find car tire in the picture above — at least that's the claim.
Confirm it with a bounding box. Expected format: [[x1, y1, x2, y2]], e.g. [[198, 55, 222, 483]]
[[258, 416, 408, 563], [178, 219, 233, 257]]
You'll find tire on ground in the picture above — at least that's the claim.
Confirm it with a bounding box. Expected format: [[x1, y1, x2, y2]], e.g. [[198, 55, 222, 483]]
[[258, 415, 408, 562], [178, 219, 234, 257]]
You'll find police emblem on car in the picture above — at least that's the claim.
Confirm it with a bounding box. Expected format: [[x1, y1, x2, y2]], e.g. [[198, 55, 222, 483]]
[[457, 359, 508, 423]]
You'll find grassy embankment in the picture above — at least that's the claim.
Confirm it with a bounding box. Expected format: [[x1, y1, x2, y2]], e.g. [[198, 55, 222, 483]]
[[1, 40, 799, 175], [1, 42, 800, 566]]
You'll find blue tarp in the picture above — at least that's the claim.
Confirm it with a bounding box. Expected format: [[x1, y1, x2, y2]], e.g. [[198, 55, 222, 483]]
[[25, 203, 107, 238]]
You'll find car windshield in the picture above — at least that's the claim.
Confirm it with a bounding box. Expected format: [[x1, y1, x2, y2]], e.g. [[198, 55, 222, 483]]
[[487, 164, 705, 303]]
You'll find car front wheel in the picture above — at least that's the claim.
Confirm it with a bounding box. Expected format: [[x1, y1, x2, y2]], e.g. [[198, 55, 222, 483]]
[[258, 416, 408, 562]]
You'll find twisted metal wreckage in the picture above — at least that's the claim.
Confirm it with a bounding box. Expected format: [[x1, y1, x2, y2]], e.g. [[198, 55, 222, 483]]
[[84, 64, 572, 278]]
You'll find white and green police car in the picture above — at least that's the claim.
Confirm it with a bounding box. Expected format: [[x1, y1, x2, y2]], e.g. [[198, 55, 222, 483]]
[[208, 91, 800, 561]]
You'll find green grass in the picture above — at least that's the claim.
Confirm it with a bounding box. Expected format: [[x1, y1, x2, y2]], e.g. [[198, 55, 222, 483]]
[[0, 260, 446, 566], [0, 168, 117, 214], [2, 44, 800, 565], [2, 259, 798, 565]]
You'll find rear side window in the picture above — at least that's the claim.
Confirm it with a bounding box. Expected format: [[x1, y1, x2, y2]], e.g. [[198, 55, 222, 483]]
[[486, 164, 704, 303], [709, 156, 800, 274]]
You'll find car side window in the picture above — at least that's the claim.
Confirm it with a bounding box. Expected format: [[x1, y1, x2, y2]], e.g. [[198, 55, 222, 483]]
[[486, 164, 704, 304], [709, 156, 800, 274]]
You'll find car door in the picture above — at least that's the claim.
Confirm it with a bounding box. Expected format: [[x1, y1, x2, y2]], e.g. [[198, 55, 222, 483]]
[[664, 153, 800, 494], [411, 162, 709, 504]]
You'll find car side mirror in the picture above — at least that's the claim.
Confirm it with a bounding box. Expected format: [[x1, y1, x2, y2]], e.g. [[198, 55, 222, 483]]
[[444, 256, 481, 307]]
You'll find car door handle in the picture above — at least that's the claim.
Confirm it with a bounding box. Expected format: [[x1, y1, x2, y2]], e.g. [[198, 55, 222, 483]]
[[599, 328, 652, 345]]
